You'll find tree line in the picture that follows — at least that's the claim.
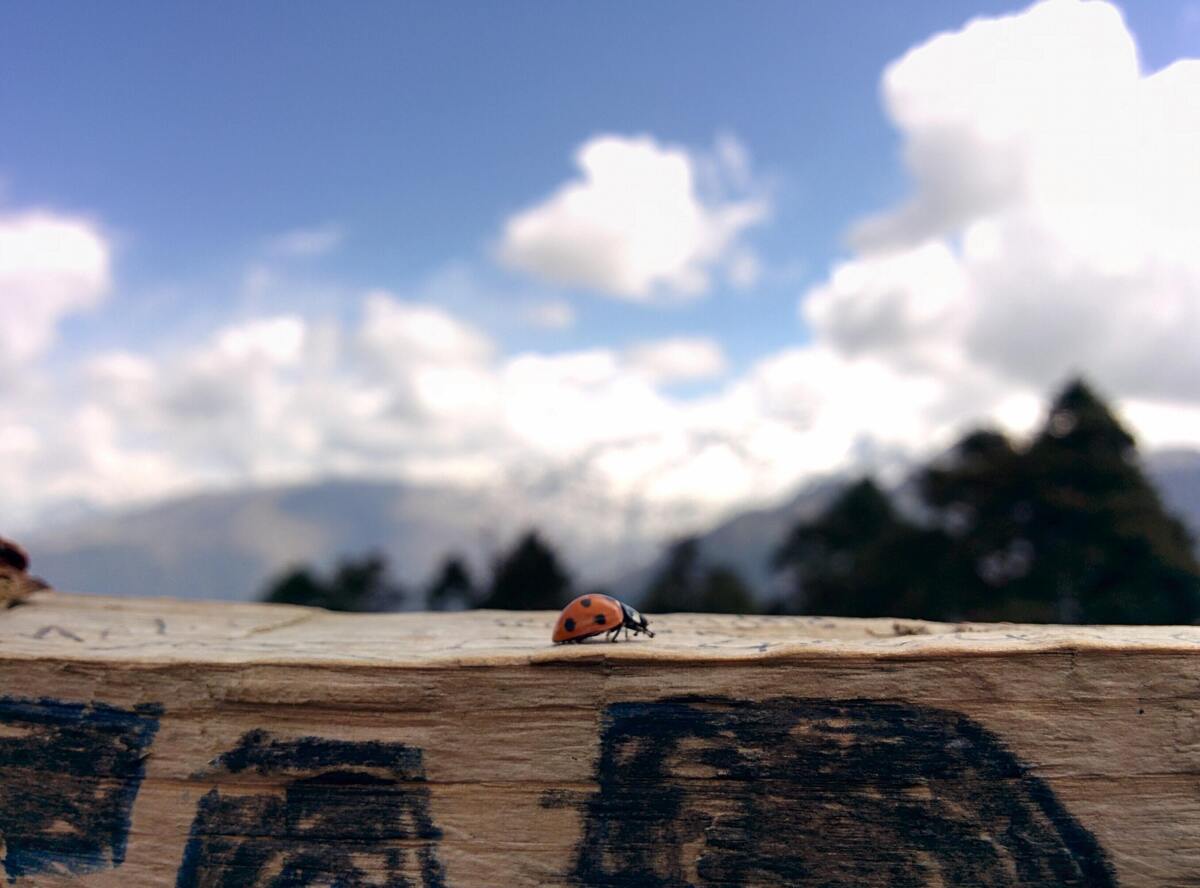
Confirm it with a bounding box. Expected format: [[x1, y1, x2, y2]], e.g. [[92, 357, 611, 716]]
[[262, 529, 577, 613], [262, 379, 1200, 624]]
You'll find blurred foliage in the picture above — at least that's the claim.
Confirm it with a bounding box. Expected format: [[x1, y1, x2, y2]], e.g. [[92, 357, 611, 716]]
[[476, 530, 572, 610], [261, 532, 576, 613], [771, 478, 948, 618], [643, 537, 757, 614], [773, 379, 1200, 624], [261, 551, 405, 612], [425, 554, 476, 611]]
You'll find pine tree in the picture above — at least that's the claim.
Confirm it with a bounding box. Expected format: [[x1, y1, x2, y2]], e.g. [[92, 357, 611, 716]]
[[478, 531, 572, 610], [772, 478, 905, 616], [699, 566, 757, 614], [643, 537, 757, 614], [261, 552, 405, 612], [425, 555, 476, 610], [262, 566, 325, 608], [920, 379, 1200, 623], [1020, 379, 1197, 623], [642, 537, 702, 613], [920, 429, 1043, 620], [770, 380, 1199, 624]]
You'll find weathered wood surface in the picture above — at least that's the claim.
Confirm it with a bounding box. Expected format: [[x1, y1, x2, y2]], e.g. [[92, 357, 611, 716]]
[[2, 591, 1198, 887]]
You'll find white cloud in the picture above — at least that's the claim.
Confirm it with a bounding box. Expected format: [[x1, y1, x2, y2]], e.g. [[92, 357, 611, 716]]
[[522, 299, 576, 330], [852, 0, 1142, 250], [214, 316, 306, 365], [37, 296, 504, 519], [725, 249, 761, 290], [11, 294, 745, 532], [497, 134, 767, 301], [0, 210, 111, 365], [359, 289, 493, 367], [800, 0, 1200, 442], [265, 223, 344, 258], [625, 337, 727, 384]]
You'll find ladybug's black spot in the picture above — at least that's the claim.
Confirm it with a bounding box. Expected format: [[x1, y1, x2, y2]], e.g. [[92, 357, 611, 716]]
[[594, 614, 607, 625], [581, 598, 592, 608], [564, 618, 576, 632]]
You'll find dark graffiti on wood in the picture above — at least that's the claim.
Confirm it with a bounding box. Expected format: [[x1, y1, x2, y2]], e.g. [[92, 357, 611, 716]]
[[564, 697, 1116, 887], [0, 696, 161, 881], [176, 729, 447, 887]]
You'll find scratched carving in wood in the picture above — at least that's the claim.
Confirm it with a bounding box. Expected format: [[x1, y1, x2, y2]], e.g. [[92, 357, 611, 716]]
[[176, 729, 447, 887], [561, 698, 1117, 887], [0, 696, 161, 881]]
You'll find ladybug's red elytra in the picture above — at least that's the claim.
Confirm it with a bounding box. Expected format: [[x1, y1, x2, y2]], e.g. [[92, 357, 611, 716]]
[[552, 594, 655, 644]]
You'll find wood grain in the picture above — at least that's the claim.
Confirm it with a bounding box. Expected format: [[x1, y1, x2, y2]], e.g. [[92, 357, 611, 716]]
[[2, 591, 1198, 886]]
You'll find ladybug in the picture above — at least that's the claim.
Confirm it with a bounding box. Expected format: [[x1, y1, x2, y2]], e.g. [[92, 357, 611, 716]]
[[552, 594, 655, 644]]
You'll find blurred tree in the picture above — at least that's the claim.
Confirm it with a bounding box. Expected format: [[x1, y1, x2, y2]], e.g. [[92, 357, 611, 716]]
[[772, 379, 1200, 624], [643, 537, 757, 614], [920, 428, 1041, 620], [261, 551, 405, 612], [700, 566, 757, 614], [923, 379, 1200, 623], [263, 566, 325, 609], [642, 537, 701, 613], [771, 479, 946, 617], [425, 554, 477, 610], [477, 531, 572, 610]]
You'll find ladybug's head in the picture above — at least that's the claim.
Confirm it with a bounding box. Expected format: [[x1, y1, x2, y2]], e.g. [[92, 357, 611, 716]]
[[619, 601, 655, 638]]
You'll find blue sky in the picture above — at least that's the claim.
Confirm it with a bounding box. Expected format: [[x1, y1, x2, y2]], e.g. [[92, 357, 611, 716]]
[[3, 0, 1182, 363], [2, 0, 1199, 532]]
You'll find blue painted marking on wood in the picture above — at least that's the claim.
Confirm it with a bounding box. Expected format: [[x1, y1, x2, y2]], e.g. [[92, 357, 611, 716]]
[[0, 697, 161, 882], [563, 697, 1117, 887], [177, 730, 447, 887]]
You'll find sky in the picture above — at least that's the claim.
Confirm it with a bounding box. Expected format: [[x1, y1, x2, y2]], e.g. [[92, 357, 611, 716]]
[[2, 0, 1199, 534]]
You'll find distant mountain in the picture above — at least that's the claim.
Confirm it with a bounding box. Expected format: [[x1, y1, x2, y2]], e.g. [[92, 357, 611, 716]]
[[615, 449, 1200, 608], [20, 449, 1200, 608], [611, 477, 845, 607], [22, 478, 671, 605], [1150, 449, 1200, 543]]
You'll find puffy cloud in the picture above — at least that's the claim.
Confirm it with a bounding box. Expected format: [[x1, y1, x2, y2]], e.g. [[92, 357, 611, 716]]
[[7, 293, 753, 533], [625, 337, 728, 384], [499, 350, 669, 456], [725, 249, 761, 290], [213, 316, 306, 365], [522, 299, 576, 330], [801, 0, 1200, 438], [802, 242, 969, 372], [0, 210, 111, 366], [852, 0, 1142, 249], [497, 134, 767, 301], [359, 289, 493, 368], [74, 296, 503, 490]]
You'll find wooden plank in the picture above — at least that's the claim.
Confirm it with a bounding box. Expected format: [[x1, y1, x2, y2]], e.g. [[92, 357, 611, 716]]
[[2, 591, 1198, 886]]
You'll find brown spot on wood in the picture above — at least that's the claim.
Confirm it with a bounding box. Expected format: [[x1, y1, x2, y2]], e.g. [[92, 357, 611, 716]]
[[0, 537, 29, 572]]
